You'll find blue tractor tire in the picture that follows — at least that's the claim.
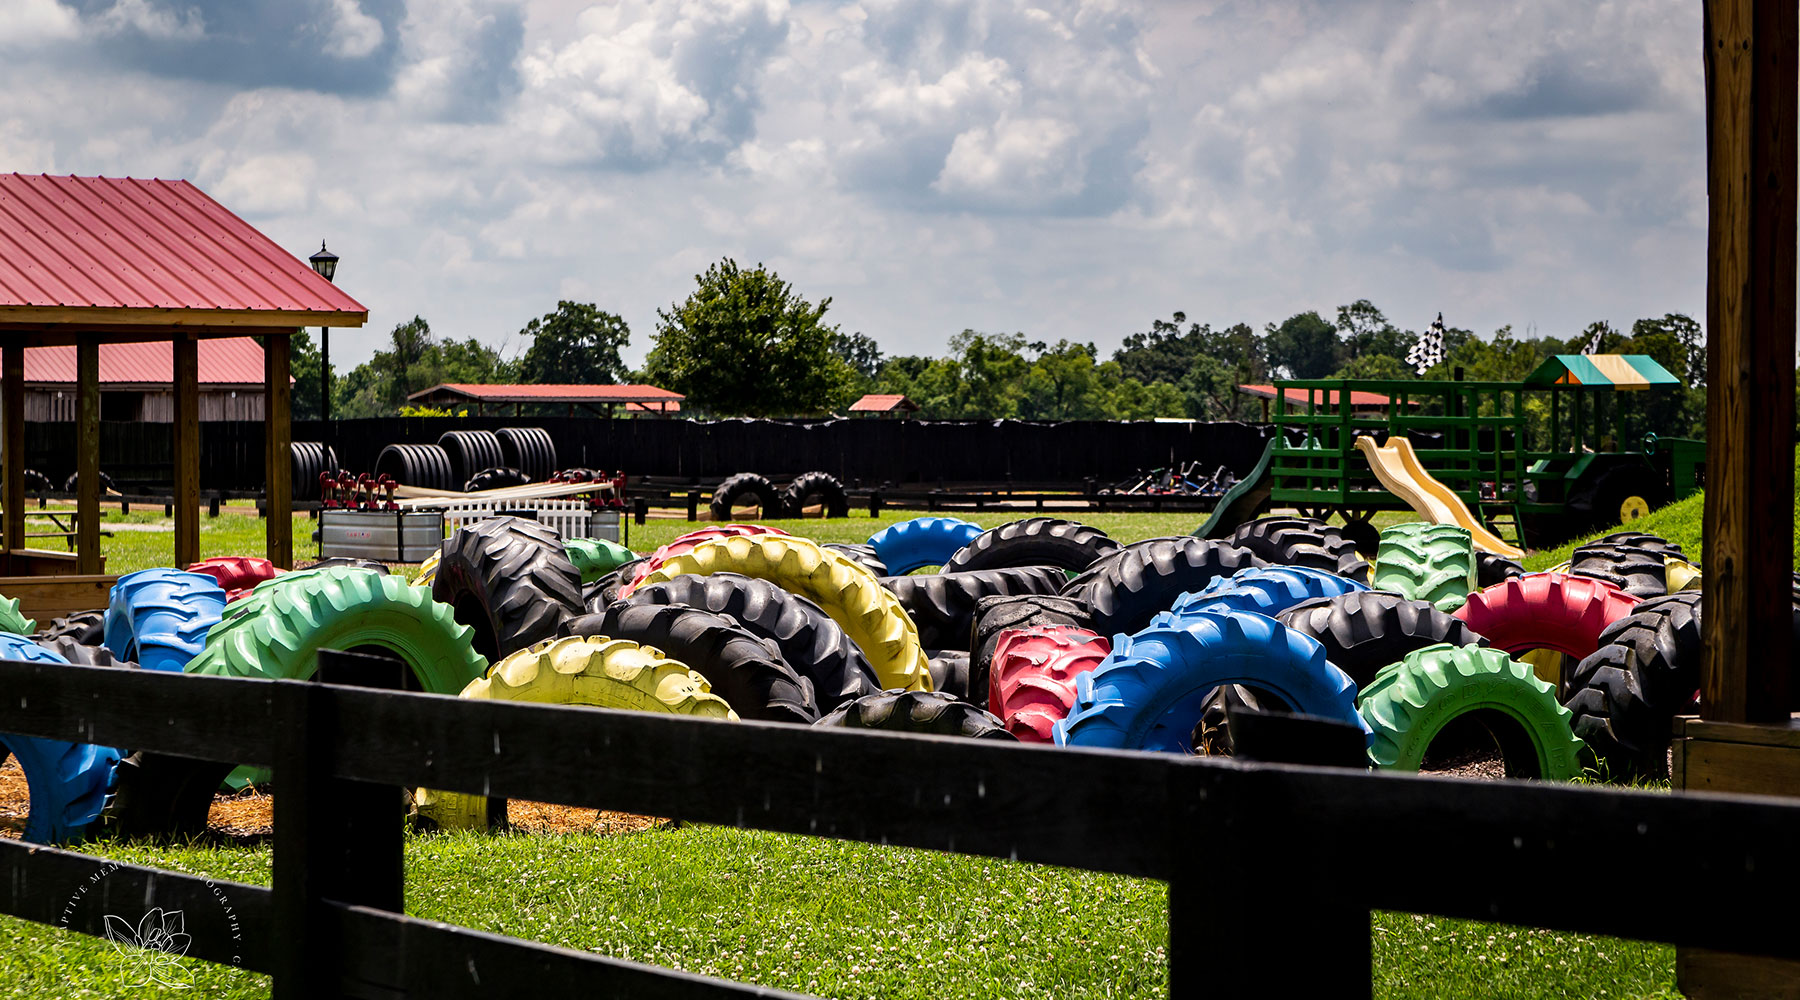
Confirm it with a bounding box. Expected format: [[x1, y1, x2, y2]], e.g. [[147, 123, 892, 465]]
[[1170, 565, 1368, 621], [867, 516, 984, 575], [0, 634, 120, 842]]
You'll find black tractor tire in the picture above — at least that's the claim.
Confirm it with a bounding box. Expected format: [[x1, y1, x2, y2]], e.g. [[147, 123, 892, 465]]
[[1339, 519, 1381, 558], [432, 515, 584, 661], [290, 442, 340, 501], [464, 466, 531, 493], [1069, 537, 1267, 638], [710, 473, 785, 521], [375, 443, 455, 490], [1475, 552, 1526, 588], [21, 468, 52, 496], [567, 604, 819, 724], [1060, 536, 1186, 603], [297, 557, 390, 575], [495, 427, 557, 481], [781, 471, 849, 519], [1227, 516, 1370, 584], [437, 430, 507, 487], [63, 470, 114, 495], [927, 650, 972, 701], [821, 543, 889, 578], [107, 752, 238, 840], [618, 572, 881, 711], [1563, 592, 1703, 780], [878, 567, 1068, 651], [815, 690, 1016, 741], [1598, 531, 1687, 560], [583, 557, 647, 612], [1569, 543, 1668, 600], [944, 517, 1122, 575], [33, 610, 106, 645], [968, 595, 1094, 714], [1275, 591, 1490, 689], [33, 636, 134, 668]]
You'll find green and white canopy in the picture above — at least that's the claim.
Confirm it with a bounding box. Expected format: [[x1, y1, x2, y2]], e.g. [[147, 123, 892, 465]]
[[1523, 354, 1681, 391]]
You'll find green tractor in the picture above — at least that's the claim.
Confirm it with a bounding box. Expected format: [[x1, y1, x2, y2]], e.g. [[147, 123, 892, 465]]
[[1199, 354, 1702, 551]]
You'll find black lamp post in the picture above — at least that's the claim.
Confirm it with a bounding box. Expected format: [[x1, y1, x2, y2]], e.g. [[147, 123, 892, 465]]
[[308, 241, 339, 469]]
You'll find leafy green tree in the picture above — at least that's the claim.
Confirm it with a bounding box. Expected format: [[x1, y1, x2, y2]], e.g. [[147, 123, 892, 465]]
[[831, 332, 884, 382], [1265, 311, 1341, 379], [332, 316, 516, 417], [1115, 313, 1266, 420], [519, 302, 629, 385], [1331, 353, 1413, 381], [288, 330, 325, 420], [643, 258, 857, 416], [1335, 299, 1416, 361]]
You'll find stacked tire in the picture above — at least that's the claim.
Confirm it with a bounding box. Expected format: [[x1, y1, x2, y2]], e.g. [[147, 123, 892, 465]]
[[496, 427, 556, 481], [437, 430, 506, 487], [376, 443, 455, 490], [290, 442, 339, 501]]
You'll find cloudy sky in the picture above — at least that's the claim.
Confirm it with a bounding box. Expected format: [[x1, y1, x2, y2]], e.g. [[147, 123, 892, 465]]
[[1, 0, 1705, 370]]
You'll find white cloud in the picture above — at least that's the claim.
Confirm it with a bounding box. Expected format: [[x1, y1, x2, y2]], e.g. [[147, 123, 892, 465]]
[[324, 0, 386, 59], [93, 0, 203, 40], [0, 0, 79, 48]]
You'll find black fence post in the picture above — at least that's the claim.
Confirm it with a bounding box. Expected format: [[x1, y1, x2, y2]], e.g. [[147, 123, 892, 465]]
[[869, 490, 882, 518], [271, 649, 409, 999], [686, 491, 698, 522], [634, 497, 648, 525]]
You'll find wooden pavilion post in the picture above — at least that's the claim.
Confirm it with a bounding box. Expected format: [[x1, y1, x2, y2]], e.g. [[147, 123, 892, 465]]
[[265, 335, 292, 568], [172, 333, 200, 568], [2, 341, 23, 556], [75, 336, 101, 574], [1701, 0, 1796, 724]]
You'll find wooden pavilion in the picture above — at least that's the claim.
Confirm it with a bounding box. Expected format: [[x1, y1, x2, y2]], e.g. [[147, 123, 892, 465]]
[[0, 174, 366, 618]]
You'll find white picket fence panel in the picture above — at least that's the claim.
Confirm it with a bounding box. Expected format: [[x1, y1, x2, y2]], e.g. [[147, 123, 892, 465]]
[[428, 498, 625, 544]]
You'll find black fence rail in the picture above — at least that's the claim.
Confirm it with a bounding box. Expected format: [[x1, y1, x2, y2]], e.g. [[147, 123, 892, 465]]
[[20, 418, 1275, 494], [2, 655, 1798, 998]]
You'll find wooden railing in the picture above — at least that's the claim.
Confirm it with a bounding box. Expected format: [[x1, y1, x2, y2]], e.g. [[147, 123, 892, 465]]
[[2, 653, 1798, 998]]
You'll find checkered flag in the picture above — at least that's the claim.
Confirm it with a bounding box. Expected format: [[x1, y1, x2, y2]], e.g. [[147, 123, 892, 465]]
[[1407, 313, 1446, 375], [1581, 325, 1605, 355]]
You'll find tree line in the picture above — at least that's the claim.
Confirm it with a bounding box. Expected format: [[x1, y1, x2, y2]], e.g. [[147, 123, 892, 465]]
[[290, 257, 1707, 437]]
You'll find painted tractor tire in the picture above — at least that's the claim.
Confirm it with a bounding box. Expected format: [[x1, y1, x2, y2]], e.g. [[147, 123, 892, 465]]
[[583, 558, 647, 612], [186, 556, 282, 592], [1061, 537, 1188, 604], [710, 473, 786, 521], [867, 516, 985, 576], [1275, 591, 1489, 689], [624, 524, 792, 595], [192, 567, 488, 693], [417, 636, 736, 830], [301, 557, 391, 576], [781, 471, 850, 519], [1562, 593, 1703, 780], [969, 595, 1093, 715], [821, 543, 889, 579], [1454, 574, 1641, 662], [104, 569, 226, 673], [1170, 565, 1367, 621], [1475, 552, 1526, 589], [1371, 523, 1476, 612], [815, 690, 1015, 741], [33, 610, 105, 645], [878, 566, 1068, 651], [1357, 643, 1586, 780], [620, 572, 880, 711], [0, 635, 119, 843], [1068, 537, 1267, 639], [1054, 610, 1366, 754], [639, 535, 931, 692], [989, 625, 1110, 743], [432, 515, 584, 661], [926, 650, 971, 701], [1665, 558, 1702, 592], [1227, 516, 1370, 585], [564, 537, 637, 585], [569, 603, 818, 723], [1569, 543, 1668, 600], [0, 595, 35, 636], [943, 517, 1121, 575]]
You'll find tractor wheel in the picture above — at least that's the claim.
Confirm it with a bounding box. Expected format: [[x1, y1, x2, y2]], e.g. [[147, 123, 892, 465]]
[[1275, 591, 1489, 689], [1370, 523, 1477, 612], [821, 543, 889, 578], [709, 473, 785, 521], [815, 690, 1015, 740], [781, 471, 850, 519], [943, 517, 1121, 574], [1569, 543, 1668, 600], [878, 566, 1067, 651], [1169, 565, 1367, 620], [1066, 537, 1266, 639], [1562, 593, 1703, 780], [866, 516, 985, 575], [625, 524, 793, 596], [1227, 516, 1370, 584], [432, 515, 584, 661], [988, 626, 1110, 743], [0, 635, 119, 843], [563, 537, 637, 585], [0, 595, 35, 636], [969, 595, 1093, 714]]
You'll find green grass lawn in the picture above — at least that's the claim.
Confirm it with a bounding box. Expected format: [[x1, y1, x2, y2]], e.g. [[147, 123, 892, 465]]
[[1, 500, 1717, 998]]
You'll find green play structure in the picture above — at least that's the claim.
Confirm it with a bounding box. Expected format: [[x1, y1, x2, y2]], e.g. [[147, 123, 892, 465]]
[[1198, 355, 1705, 551]]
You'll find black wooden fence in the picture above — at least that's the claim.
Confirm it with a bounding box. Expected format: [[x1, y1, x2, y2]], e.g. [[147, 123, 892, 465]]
[[2, 654, 1798, 998], [20, 418, 1273, 492]]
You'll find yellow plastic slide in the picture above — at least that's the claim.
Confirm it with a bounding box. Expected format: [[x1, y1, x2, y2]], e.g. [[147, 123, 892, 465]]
[[1353, 436, 1525, 558]]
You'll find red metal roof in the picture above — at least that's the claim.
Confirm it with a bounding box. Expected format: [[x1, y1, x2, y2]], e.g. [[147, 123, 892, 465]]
[[849, 393, 917, 412], [0, 174, 366, 323], [1237, 384, 1405, 407], [412, 383, 685, 404], [4, 337, 268, 385]]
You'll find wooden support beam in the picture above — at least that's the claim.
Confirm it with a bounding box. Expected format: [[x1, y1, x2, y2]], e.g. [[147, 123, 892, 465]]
[[75, 337, 101, 574], [265, 335, 292, 568], [1703, 0, 1797, 723], [2, 340, 23, 554], [172, 333, 200, 567]]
